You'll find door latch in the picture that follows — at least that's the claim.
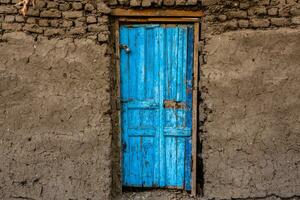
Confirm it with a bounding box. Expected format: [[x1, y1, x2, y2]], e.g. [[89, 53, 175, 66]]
[[120, 44, 130, 53], [164, 100, 187, 109]]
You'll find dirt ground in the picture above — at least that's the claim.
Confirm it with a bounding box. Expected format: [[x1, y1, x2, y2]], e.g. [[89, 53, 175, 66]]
[[117, 189, 201, 200], [117, 189, 300, 200], [117, 190, 300, 200]]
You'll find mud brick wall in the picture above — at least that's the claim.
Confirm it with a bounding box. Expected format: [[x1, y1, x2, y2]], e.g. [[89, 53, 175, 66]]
[[0, 0, 300, 200], [0, 0, 112, 199], [108, 0, 300, 199], [202, 28, 300, 199], [0, 0, 110, 40], [203, 0, 300, 33], [200, 1, 300, 199]]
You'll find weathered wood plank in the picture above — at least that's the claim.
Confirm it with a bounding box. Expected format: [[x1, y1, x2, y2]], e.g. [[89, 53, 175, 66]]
[[191, 22, 199, 197], [114, 19, 123, 192], [118, 17, 200, 22]]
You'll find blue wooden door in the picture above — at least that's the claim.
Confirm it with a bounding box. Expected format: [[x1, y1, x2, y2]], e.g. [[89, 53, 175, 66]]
[[120, 24, 194, 190]]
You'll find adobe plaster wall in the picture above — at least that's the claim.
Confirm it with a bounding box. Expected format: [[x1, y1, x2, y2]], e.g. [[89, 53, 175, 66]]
[[0, 1, 113, 199], [0, 0, 300, 199], [201, 28, 300, 199], [0, 31, 112, 200]]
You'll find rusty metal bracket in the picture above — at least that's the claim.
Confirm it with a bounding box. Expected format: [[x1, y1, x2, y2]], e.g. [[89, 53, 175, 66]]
[[164, 100, 187, 109]]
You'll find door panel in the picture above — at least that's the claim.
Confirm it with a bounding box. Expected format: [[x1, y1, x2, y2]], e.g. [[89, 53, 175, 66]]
[[120, 24, 194, 189], [121, 25, 160, 187], [162, 26, 193, 190]]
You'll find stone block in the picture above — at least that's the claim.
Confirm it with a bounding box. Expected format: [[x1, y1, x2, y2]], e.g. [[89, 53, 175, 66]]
[[59, 3, 71, 11], [63, 11, 83, 19], [130, 0, 142, 6], [87, 16, 97, 24], [175, 0, 185, 6], [227, 11, 248, 19], [47, 1, 58, 9], [39, 19, 49, 27], [186, 0, 197, 5], [68, 27, 86, 35], [15, 15, 25, 22], [239, 2, 250, 9], [163, 0, 175, 6], [270, 18, 289, 26], [142, 0, 152, 7], [224, 19, 238, 30], [201, 0, 218, 6], [2, 22, 22, 30], [72, 2, 83, 10], [85, 3, 95, 11], [258, 0, 270, 6], [97, 2, 111, 14], [4, 15, 14, 23], [26, 8, 40, 17], [278, 7, 290, 17], [218, 15, 227, 22], [23, 24, 43, 33], [268, 8, 278, 16], [238, 19, 249, 28], [98, 31, 109, 42], [0, 5, 17, 14], [290, 8, 300, 16], [286, 0, 297, 5], [50, 20, 60, 27], [75, 20, 85, 27], [44, 28, 65, 36], [0, 0, 11, 3], [26, 17, 36, 24], [291, 16, 300, 24], [36, 0, 46, 8], [250, 19, 270, 28], [40, 9, 61, 18], [87, 24, 108, 32], [98, 16, 109, 23], [61, 20, 73, 28]]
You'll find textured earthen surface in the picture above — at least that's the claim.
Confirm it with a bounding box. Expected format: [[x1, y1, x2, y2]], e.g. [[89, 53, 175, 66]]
[[0, 32, 112, 199], [202, 28, 300, 199], [203, 0, 300, 33], [0, 0, 300, 199]]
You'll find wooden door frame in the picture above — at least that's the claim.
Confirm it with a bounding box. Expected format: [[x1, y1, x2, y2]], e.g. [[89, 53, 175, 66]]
[[112, 9, 202, 196]]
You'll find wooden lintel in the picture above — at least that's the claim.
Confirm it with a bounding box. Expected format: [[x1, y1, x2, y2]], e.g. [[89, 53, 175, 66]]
[[118, 17, 200, 23], [111, 8, 204, 17]]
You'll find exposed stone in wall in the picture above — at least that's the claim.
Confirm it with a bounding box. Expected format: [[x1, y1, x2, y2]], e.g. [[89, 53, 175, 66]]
[[106, 0, 300, 199], [0, 31, 112, 200], [202, 28, 300, 199], [204, 0, 300, 33], [0, 1, 114, 199], [1, 0, 300, 199], [108, 0, 300, 33], [0, 0, 110, 41]]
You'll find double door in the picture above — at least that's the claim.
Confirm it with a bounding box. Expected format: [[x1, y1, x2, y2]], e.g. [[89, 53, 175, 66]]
[[120, 24, 194, 190]]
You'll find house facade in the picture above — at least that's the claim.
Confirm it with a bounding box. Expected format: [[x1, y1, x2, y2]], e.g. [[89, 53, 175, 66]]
[[0, 0, 299, 199]]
